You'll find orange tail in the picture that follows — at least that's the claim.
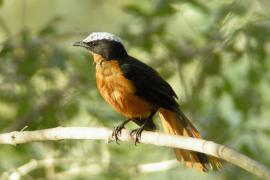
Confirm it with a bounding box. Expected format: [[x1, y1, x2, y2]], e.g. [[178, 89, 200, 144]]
[[159, 108, 221, 172]]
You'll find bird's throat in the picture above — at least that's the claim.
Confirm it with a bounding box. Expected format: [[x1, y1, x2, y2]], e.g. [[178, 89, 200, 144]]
[[92, 53, 106, 66]]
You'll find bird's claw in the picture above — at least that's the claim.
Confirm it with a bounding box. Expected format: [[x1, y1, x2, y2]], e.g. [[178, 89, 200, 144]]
[[112, 125, 125, 144], [130, 128, 144, 146]]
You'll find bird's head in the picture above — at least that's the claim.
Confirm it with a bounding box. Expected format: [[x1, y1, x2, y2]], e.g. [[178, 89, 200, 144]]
[[73, 32, 128, 60]]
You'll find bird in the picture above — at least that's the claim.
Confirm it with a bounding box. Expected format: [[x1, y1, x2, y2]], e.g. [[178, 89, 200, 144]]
[[73, 32, 221, 172]]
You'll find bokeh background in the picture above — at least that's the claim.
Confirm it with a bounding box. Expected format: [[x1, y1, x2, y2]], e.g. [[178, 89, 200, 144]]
[[0, 0, 270, 179]]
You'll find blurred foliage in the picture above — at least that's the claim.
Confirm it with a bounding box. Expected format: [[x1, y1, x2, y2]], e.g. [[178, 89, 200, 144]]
[[0, 0, 270, 179]]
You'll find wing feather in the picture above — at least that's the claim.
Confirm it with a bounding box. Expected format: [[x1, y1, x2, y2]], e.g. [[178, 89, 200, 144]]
[[119, 56, 179, 113]]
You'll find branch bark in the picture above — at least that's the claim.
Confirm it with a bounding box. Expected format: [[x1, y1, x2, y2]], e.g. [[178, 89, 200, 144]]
[[0, 127, 269, 179]]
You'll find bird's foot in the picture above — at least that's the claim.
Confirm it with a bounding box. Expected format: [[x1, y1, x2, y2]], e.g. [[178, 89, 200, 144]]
[[112, 125, 125, 144], [130, 110, 156, 146], [130, 127, 144, 146], [112, 119, 132, 144]]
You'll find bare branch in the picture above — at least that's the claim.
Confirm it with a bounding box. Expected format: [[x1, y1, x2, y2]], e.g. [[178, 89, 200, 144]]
[[138, 159, 178, 173], [0, 127, 269, 179], [6, 158, 72, 180]]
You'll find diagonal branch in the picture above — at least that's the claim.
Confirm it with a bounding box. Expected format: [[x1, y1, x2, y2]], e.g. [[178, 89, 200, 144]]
[[0, 127, 269, 179]]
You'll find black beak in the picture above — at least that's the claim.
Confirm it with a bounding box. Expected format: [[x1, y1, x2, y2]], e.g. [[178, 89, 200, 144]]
[[72, 41, 90, 49]]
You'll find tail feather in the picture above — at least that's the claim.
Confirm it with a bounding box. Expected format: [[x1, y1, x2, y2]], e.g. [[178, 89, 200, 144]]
[[159, 108, 221, 172]]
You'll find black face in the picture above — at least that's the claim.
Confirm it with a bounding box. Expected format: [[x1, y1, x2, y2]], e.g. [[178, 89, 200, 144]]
[[73, 39, 128, 60]]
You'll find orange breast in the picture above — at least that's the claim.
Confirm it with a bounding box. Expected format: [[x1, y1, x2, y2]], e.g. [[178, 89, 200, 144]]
[[94, 54, 152, 119]]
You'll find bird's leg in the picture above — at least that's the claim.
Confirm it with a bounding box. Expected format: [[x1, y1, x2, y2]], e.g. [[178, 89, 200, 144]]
[[112, 118, 132, 144], [130, 109, 157, 145]]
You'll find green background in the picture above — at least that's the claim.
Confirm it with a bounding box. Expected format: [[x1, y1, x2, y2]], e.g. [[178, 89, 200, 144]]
[[0, 0, 270, 179]]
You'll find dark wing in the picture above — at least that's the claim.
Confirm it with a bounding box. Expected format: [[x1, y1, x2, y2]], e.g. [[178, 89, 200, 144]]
[[119, 56, 180, 113]]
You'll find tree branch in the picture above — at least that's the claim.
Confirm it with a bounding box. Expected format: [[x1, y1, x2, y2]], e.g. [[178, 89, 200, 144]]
[[3, 158, 73, 180], [0, 127, 269, 179]]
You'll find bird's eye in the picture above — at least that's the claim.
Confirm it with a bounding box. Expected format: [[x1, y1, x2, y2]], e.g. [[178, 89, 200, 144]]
[[92, 42, 97, 46]]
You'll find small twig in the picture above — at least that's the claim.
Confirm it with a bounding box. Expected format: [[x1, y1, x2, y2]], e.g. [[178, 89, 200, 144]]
[[0, 127, 269, 179]]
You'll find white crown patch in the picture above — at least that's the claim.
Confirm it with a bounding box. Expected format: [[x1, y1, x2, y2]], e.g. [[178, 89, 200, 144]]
[[82, 32, 123, 44]]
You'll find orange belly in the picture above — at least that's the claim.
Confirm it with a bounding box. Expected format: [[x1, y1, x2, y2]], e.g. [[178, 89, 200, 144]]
[[95, 56, 152, 119]]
